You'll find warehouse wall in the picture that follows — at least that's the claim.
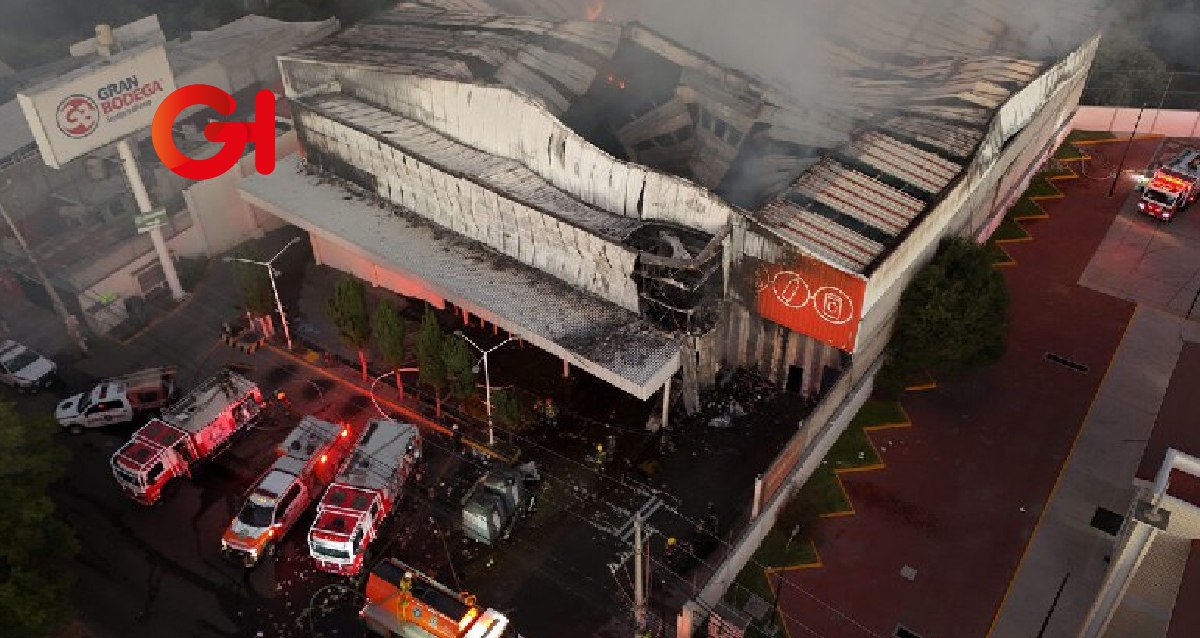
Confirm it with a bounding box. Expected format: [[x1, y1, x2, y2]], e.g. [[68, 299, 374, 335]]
[[860, 35, 1100, 324], [279, 59, 736, 235], [294, 108, 643, 312]]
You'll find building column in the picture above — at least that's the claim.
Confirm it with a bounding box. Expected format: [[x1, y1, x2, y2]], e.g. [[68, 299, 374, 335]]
[[1077, 503, 1169, 638], [562, 359, 570, 378], [311, 234, 323, 266], [661, 376, 671, 430]]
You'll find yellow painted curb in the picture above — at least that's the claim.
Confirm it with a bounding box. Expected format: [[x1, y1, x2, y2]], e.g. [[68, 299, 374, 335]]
[[1072, 133, 1163, 146]]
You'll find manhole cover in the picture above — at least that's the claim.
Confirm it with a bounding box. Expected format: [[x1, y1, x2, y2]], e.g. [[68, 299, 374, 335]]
[[1045, 353, 1088, 373], [1090, 507, 1124, 536]]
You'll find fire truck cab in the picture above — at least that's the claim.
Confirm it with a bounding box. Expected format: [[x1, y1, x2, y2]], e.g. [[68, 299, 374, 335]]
[[110, 371, 263, 505], [1138, 148, 1200, 220], [309, 419, 422, 575], [222, 415, 353, 566], [360, 559, 515, 638]]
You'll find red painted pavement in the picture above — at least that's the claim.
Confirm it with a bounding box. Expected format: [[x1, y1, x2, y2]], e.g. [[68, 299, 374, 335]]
[[774, 140, 1168, 638]]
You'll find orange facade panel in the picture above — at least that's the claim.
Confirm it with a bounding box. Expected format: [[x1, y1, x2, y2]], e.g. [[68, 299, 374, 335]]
[[753, 254, 866, 352]]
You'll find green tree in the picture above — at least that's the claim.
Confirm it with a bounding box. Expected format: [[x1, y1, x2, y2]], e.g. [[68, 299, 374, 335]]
[[416, 306, 448, 416], [491, 388, 526, 436], [888, 237, 1009, 379], [443, 335, 477, 405], [373, 300, 408, 397], [0, 403, 79, 636], [1086, 32, 1171, 107], [327, 276, 371, 380], [230, 248, 274, 317]]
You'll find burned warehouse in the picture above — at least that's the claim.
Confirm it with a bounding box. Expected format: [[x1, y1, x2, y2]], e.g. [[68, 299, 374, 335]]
[[238, 0, 1099, 427]]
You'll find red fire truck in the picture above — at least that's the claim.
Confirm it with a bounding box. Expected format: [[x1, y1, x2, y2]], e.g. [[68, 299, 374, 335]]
[[221, 415, 355, 566], [110, 370, 264, 505], [1138, 147, 1200, 220], [360, 559, 516, 638], [308, 418, 422, 575]]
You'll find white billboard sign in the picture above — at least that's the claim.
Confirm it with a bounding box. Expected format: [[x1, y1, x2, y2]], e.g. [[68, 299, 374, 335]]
[[17, 43, 176, 169]]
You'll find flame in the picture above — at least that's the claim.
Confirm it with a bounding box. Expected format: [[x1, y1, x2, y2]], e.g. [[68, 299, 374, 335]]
[[585, 0, 604, 20], [618, 80, 626, 90]]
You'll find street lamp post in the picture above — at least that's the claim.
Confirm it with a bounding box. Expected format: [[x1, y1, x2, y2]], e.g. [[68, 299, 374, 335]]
[[454, 330, 517, 446], [223, 237, 302, 350]]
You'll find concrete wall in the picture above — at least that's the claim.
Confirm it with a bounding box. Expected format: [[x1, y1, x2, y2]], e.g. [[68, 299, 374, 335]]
[[181, 131, 300, 256], [279, 60, 736, 236], [308, 232, 448, 310], [76, 221, 204, 332], [295, 108, 643, 312], [1072, 107, 1200, 138], [690, 356, 880, 624]]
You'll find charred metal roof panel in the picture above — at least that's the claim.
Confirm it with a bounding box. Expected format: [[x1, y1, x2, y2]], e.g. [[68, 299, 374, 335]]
[[306, 95, 644, 242], [284, 4, 621, 115], [757, 200, 883, 273], [240, 156, 680, 399], [844, 131, 962, 194], [793, 160, 924, 235], [880, 115, 984, 159]]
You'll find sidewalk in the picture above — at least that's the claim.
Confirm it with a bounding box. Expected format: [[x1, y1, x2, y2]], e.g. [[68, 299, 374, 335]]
[[990, 289, 1200, 638]]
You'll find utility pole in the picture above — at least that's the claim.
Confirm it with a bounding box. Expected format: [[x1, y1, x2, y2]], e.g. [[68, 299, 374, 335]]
[[633, 512, 648, 637], [0, 182, 88, 354], [1108, 104, 1148, 198]]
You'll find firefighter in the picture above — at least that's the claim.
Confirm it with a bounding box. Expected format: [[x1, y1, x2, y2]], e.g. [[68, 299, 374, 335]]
[[451, 423, 464, 455], [543, 397, 558, 428]]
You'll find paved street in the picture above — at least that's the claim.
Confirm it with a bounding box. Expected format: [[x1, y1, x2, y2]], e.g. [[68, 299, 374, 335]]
[[1, 228, 795, 638]]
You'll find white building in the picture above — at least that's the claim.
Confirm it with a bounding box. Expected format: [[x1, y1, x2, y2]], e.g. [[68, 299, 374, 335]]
[[240, 2, 1096, 410], [0, 14, 336, 333]]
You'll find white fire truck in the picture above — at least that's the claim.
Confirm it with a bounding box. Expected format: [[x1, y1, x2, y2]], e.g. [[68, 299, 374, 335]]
[[1138, 147, 1200, 220], [221, 415, 355, 567], [360, 560, 516, 638], [110, 370, 264, 505], [308, 418, 422, 575], [57, 367, 177, 434]]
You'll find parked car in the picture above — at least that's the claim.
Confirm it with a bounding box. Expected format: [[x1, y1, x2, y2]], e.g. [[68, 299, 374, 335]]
[[0, 339, 57, 394]]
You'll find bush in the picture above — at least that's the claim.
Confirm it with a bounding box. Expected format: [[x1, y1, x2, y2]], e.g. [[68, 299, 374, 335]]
[[175, 256, 209, 292], [889, 237, 1009, 378]]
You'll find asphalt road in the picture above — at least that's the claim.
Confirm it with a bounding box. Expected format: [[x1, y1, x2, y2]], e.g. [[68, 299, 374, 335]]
[[5, 335, 643, 638]]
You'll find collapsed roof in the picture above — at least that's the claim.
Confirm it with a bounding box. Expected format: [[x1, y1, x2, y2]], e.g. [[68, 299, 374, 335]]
[[285, 3, 1068, 275]]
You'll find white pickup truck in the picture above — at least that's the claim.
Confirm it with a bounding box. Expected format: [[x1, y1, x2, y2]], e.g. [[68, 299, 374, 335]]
[[56, 367, 176, 434], [0, 339, 58, 394]]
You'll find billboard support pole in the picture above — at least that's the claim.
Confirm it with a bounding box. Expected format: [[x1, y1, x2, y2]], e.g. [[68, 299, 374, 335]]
[[117, 138, 184, 300]]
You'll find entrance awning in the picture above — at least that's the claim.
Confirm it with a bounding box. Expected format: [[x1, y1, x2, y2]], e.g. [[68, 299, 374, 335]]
[[239, 157, 680, 400]]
